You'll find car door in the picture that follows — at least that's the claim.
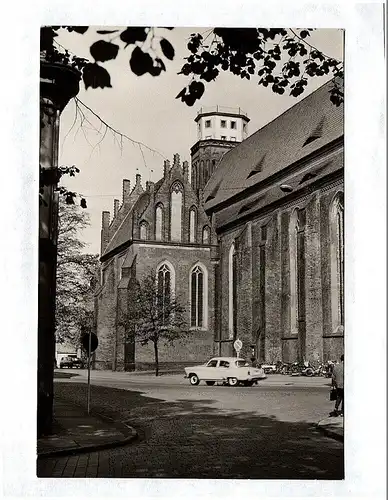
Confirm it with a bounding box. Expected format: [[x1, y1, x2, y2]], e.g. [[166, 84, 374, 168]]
[[200, 359, 220, 380], [218, 359, 231, 379]]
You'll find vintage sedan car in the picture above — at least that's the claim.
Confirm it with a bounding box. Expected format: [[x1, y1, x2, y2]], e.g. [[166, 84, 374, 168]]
[[184, 357, 267, 386], [59, 356, 84, 369]]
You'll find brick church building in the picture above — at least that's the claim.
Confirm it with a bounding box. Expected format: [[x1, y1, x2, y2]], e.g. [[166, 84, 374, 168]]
[[95, 80, 344, 370], [94, 107, 249, 370]]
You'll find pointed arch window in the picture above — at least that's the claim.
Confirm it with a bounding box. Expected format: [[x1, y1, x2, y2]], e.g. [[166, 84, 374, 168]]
[[156, 262, 175, 325], [202, 226, 210, 244], [228, 242, 237, 339], [190, 263, 208, 328], [289, 211, 299, 334], [155, 204, 163, 241], [170, 182, 183, 241], [139, 221, 148, 240], [189, 207, 197, 243], [330, 192, 344, 331], [289, 208, 306, 361]]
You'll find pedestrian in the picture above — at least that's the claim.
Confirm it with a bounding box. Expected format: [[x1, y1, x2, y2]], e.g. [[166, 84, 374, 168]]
[[330, 354, 344, 417]]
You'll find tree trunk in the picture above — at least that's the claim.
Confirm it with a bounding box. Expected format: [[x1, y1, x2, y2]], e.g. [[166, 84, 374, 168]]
[[154, 341, 159, 376]]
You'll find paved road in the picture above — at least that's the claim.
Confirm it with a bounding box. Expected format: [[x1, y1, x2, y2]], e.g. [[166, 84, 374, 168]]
[[38, 376, 343, 479]]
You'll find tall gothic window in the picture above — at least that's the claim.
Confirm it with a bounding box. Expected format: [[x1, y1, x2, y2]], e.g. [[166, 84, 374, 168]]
[[228, 242, 237, 339], [289, 210, 299, 334], [139, 221, 148, 240], [330, 192, 344, 331], [190, 265, 204, 327], [189, 207, 197, 243], [202, 226, 210, 244], [170, 182, 183, 241], [289, 208, 306, 360], [155, 205, 163, 241], [258, 224, 267, 361], [156, 262, 175, 325]]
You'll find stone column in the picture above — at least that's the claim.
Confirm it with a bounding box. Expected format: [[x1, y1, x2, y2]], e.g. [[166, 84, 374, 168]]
[[38, 59, 80, 436]]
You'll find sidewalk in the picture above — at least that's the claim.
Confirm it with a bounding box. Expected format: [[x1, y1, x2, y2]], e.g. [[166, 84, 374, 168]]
[[37, 398, 137, 458], [316, 416, 344, 442]]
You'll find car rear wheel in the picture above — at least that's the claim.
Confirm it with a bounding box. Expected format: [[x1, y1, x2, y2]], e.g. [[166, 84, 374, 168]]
[[205, 381, 215, 386], [228, 377, 239, 387], [189, 374, 200, 386]]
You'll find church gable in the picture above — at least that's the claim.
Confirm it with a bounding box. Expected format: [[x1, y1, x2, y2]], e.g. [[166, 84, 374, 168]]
[[136, 153, 212, 245]]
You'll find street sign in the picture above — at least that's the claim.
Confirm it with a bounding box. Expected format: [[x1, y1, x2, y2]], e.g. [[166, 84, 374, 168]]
[[80, 333, 98, 415], [81, 333, 98, 353], [234, 338, 242, 356]]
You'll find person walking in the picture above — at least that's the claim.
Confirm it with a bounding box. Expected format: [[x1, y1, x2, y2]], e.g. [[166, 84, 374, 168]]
[[330, 354, 344, 417]]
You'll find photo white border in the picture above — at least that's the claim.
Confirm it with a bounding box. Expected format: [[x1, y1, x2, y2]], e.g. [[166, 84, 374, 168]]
[[0, 1, 386, 499]]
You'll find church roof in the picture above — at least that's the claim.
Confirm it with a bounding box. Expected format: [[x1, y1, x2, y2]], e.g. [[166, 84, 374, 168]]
[[203, 80, 343, 212], [102, 209, 134, 258]]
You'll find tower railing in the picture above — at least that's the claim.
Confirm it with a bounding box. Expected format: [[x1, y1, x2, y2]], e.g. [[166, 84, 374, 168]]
[[197, 106, 248, 117]]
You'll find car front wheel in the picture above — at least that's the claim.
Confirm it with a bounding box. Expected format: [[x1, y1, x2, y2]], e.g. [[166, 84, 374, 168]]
[[228, 377, 239, 387], [189, 374, 200, 386]]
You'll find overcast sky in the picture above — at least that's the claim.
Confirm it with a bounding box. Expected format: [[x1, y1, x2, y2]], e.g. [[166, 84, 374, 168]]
[[57, 27, 343, 255]]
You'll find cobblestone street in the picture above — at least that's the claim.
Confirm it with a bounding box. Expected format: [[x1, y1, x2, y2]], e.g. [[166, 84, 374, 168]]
[[37, 380, 344, 479]]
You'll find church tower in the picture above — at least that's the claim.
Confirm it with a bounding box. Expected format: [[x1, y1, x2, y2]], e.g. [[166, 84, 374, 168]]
[[190, 106, 250, 197]]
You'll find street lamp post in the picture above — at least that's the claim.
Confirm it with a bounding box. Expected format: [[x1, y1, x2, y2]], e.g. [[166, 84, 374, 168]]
[[38, 58, 80, 437]]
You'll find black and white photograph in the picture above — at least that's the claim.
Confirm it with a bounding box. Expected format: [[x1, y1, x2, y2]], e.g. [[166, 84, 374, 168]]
[[1, 2, 386, 498]]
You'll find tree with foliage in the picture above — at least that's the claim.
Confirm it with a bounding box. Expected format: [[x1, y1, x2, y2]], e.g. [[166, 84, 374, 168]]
[[40, 26, 343, 206], [124, 271, 189, 376], [41, 26, 343, 106], [55, 199, 100, 346]]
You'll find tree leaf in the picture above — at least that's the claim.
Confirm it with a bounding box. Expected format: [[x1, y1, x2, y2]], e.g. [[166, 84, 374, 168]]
[[120, 27, 148, 47], [148, 58, 166, 76], [129, 47, 154, 76], [96, 29, 119, 35], [40, 27, 58, 51], [90, 40, 119, 62], [160, 38, 175, 60], [65, 26, 89, 34], [82, 63, 112, 89], [80, 198, 87, 208]]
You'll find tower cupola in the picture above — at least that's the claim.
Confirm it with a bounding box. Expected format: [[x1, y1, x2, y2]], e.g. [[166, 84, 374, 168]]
[[191, 106, 250, 196]]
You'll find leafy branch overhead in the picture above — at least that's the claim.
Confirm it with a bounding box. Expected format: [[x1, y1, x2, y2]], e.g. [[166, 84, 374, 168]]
[[40, 164, 87, 208], [41, 26, 343, 105]]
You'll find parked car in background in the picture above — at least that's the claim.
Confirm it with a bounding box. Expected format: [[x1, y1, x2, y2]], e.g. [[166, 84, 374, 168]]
[[261, 363, 277, 374], [59, 356, 84, 369], [184, 357, 267, 387]]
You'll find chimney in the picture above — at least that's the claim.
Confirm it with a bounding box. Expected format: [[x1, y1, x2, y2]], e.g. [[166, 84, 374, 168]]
[[182, 160, 189, 183], [173, 153, 180, 168], [122, 179, 131, 203], [135, 173, 141, 187], [101, 211, 111, 254], [102, 211, 110, 229], [113, 199, 120, 218], [163, 159, 170, 177]]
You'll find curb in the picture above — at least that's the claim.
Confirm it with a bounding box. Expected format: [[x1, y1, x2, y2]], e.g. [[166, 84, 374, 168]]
[[316, 422, 344, 443], [37, 404, 138, 459]]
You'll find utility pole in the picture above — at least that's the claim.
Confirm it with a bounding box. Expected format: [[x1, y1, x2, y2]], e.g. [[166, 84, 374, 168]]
[[38, 56, 80, 436]]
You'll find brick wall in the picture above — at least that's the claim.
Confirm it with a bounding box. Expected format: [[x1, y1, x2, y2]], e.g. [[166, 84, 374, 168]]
[[94, 258, 116, 370], [263, 213, 283, 363], [215, 178, 344, 364], [304, 194, 324, 362]]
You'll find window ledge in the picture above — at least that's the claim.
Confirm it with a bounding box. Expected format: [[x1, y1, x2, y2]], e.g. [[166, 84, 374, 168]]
[[189, 326, 208, 331]]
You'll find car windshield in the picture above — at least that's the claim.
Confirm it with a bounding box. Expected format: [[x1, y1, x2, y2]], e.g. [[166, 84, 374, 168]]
[[236, 360, 250, 367]]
